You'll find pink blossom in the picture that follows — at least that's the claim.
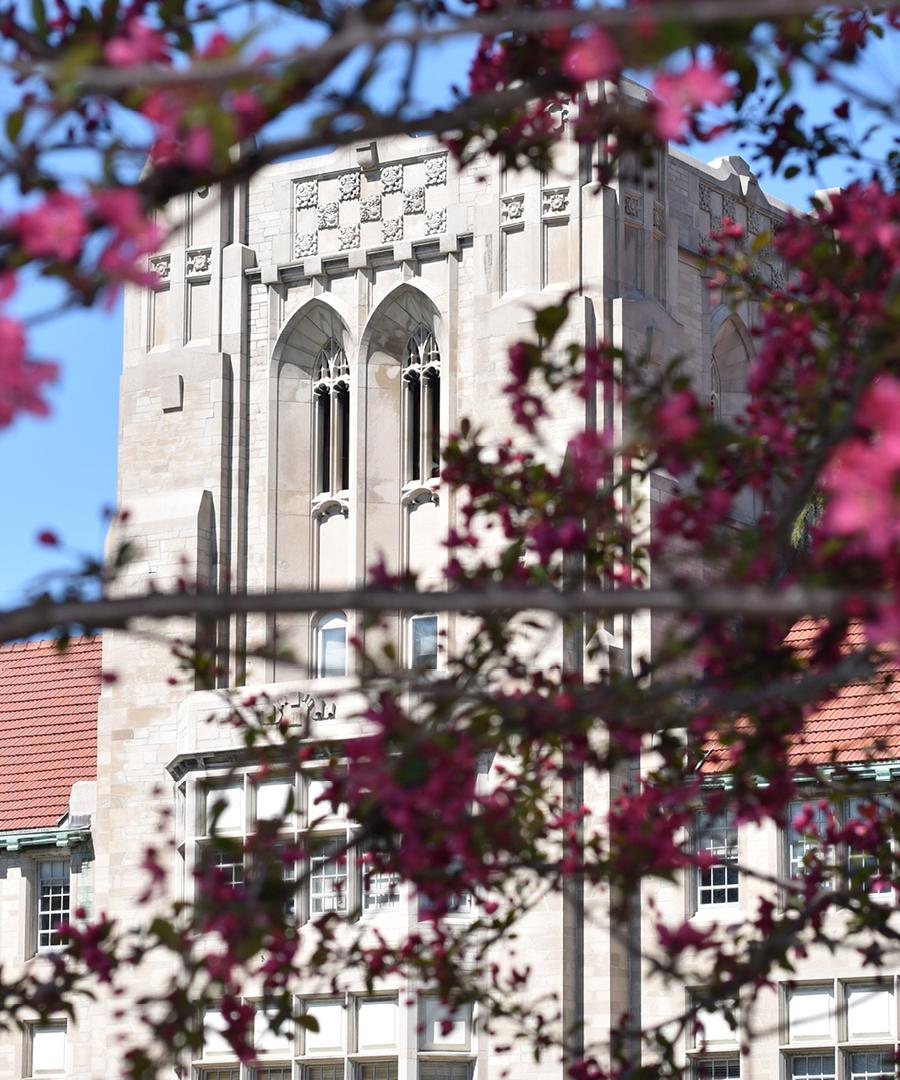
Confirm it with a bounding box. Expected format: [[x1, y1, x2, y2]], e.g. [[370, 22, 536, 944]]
[[653, 62, 733, 142], [104, 18, 169, 66], [14, 191, 88, 262], [562, 29, 620, 83], [657, 390, 700, 442], [184, 125, 215, 169], [232, 89, 267, 137], [0, 315, 58, 427]]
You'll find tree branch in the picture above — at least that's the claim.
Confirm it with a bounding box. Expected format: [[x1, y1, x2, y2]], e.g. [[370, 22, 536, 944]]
[[8, 0, 884, 93], [0, 584, 880, 643]]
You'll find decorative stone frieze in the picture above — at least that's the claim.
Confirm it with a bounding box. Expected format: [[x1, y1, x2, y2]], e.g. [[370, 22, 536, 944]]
[[381, 164, 403, 193], [722, 195, 736, 222], [699, 184, 711, 211], [294, 232, 318, 258], [653, 204, 665, 232], [186, 248, 211, 276], [747, 208, 768, 235], [424, 209, 446, 235], [500, 194, 525, 225], [360, 195, 382, 222], [382, 216, 403, 242], [338, 225, 360, 250], [542, 187, 569, 216], [424, 156, 447, 187], [623, 193, 642, 219], [317, 202, 339, 230], [338, 171, 361, 201], [294, 180, 318, 208], [150, 254, 171, 281], [403, 186, 426, 215]]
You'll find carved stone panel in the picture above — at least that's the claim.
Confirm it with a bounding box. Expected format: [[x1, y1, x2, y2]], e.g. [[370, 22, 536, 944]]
[[381, 164, 403, 193], [317, 202, 339, 230], [542, 187, 569, 216], [623, 193, 642, 219], [360, 195, 382, 222], [338, 171, 361, 201], [338, 225, 360, 250], [424, 156, 447, 187], [186, 248, 211, 276], [382, 217, 403, 243], [424, 209, 446, 235], [403, 187, 426, 215], [294, 232, 318, 258], [501, 194, 525, 226], [295, 180, 318, 209]]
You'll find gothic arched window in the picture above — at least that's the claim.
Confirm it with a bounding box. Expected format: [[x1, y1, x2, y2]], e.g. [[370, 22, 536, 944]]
[[710, 357, 722, 421], [402, 326, 441, 484], [312, 339, 350, 496]]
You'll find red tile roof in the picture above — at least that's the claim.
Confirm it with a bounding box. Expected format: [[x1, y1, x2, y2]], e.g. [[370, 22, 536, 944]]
[[705, 620, 900, 773], [0, 637, 101, 831], [782, 619, 900, 766]]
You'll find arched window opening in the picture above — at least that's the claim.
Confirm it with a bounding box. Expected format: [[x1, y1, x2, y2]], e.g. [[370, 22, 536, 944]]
[[313, 339, 350, 497], [315, 611, 347, 678], [710, 357, 722, 421], [403, 327, 441, 485]]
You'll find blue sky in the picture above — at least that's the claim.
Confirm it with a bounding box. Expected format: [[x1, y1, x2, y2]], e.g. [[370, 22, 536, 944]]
[[0, 26, 896, 609]]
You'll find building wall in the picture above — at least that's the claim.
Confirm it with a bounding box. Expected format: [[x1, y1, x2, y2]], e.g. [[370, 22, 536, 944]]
[[1, 90, 814, 1080]]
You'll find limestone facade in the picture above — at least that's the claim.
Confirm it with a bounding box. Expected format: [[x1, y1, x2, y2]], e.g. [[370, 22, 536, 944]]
[[10, 85, 889, 1080]]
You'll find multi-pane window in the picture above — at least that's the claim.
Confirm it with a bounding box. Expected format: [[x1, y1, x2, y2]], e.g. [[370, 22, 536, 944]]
[[316, 611, 348, 678], [356, 1063, 397, 1080], [788, 800, 835, 881], [848, 1053, 897, 1080], [212, 846, 245, 890], [786, 1054, 835, 1079], [310, 837, 347, 914], [187, 771, 404, 921], [847, 796, 893, 897], [192, 994, 470, 1080], [410, 614, 439, 670], [782, 980, 899, 1080], [403, 326, 441, 485], [695, 1060, 740, 1080], [786, 795, 895, 898], [28, 1022, 66, 1074], [696, 809, 739, 906], [360, 847, 401, 912], [304, 1066, 343, 1080], [420, 1063, 472, 1080], [313, 339, 350, 496], [37, 861, 70, 950]]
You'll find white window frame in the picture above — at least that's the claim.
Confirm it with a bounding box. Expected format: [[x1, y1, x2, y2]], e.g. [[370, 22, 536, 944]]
[[26, 1021, 67, 1076], [408, 614, 440, 671], [695, 808, 739, 909], [780, 978, 900, 1080], [315, 611, 348, 679], [402, 326, 441, 486], [36, 859, 71, 953]]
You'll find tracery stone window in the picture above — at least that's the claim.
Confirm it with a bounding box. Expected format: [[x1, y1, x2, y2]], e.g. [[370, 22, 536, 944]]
[[312, 339, 350, 497], [402, 327, 441, 485]]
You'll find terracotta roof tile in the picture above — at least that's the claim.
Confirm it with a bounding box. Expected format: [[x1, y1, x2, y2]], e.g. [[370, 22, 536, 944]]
[[0, 637, 101, 831], [705, 620, 900, 774]]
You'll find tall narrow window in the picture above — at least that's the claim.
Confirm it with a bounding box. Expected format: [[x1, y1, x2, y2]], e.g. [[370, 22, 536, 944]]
[[316, 611, 347, 678], [310, 837, 347, 914], [410, 614, 439, 670], [37, 861, 70, 951], [696, 808, 739, 907], [313, 340, 350, 497], [403, 327, 441, 484]]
